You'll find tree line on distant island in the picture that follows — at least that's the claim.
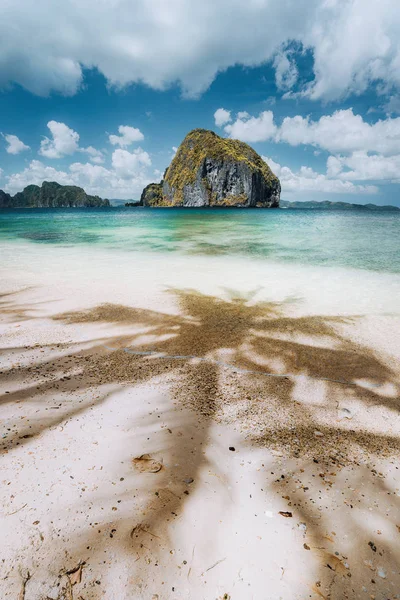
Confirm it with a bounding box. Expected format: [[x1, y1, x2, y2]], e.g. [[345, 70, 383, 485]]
[[0, 181, 109, 208]]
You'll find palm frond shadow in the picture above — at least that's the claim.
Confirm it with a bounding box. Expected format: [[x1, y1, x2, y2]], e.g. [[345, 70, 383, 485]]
[[1, 288, 399, 597]]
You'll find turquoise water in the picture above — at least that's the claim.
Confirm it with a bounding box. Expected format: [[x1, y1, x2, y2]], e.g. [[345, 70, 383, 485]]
[[0, 207, 399, 273]]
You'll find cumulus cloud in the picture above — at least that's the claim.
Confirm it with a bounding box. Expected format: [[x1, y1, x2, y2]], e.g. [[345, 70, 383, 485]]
[[214, 108, 231, 127], [1, 0, 399, 101], [219, 107, 400, 171], [2, 133, 30, 155], [263, 156, 377, 195], [278, 109, 400, 155], [80, 146, 105, 164], [5, 158, 153, 199], [327, 152, 400, 182], [273, 48, 298, 91], [109, 125, 144, 148], [38, 121, 104, 163], [111, 148, 151, 177], [39, 121, 80, 158], [224, 111, 277, 143]]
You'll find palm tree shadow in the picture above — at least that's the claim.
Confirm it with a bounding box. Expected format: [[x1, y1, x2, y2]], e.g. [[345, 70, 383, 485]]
[[1, 287, 400, 597]]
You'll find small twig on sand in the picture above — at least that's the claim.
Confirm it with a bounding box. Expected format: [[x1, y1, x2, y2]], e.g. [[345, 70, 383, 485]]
[[5, 503, 27, 516], [130, 523, 161, 540], [204, 557, 226, 574], [65, 575, 74, 600], [18, 569, 31, 600]]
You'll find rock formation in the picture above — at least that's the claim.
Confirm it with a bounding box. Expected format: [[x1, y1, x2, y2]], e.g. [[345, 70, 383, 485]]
[[0, 181, 110, 208], [0, 189, 12, 208], [141, 129, 280, 207]]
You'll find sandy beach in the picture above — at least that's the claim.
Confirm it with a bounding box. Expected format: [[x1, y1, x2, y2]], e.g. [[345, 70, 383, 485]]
[[1, 240, 400, 600]]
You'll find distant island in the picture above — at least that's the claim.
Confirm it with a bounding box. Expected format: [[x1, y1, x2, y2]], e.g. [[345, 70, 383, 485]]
[[1, 176, 399, 213], [123, 198, 400, 211], [0, 181, 110, 208], [280, 200, 400, 211], [140, 129, 281, 207]]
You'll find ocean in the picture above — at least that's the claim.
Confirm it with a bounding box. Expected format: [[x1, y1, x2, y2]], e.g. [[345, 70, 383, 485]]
[[1, 207, 399, 272], [1, 207, 400, 318]]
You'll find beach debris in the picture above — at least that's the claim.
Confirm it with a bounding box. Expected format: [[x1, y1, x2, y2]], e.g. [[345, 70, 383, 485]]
[[5, 503, 27, 516], [67, 563, 84, 586], [229, 447, 235, 451], [338, 406, 354, 420], [377, 567, 386, 578], [203, 557, 226, 574], [279, 511, 292, 518], [220, 595, 230, 600], [311, 582, 329, 600], [18, 569, 31, 600], [314, 431, 324, 438], [130, 523, 161, 540], [368, 541, 377, 552], [325, 554, 348, 575], [132, 454, 162, 473], [130, 523, 146, 538], [303, 543, 311, 550], [184, 477, 194, 484], [298, 522, 307, 534]]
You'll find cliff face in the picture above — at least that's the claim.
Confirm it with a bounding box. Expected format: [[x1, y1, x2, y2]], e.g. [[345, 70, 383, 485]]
[[0, 189, 12, 208], [141, 129, 280, 207], [0, 181, 110, 208]]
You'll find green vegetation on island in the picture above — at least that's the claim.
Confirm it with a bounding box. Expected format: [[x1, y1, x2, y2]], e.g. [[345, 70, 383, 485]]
[[0, 181, 110, 208], [141, 129, 281, 207]]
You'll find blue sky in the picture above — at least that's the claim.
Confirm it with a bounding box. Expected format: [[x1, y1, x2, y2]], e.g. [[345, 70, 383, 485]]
[[1, 0, 400, 204]]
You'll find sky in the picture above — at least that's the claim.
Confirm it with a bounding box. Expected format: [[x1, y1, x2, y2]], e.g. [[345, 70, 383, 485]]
[[1, 0, 400, 205]]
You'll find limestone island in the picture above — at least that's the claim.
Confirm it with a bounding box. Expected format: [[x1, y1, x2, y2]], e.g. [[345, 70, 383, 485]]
[[140, 129, 280, 208], [0, 181, 109, 208]]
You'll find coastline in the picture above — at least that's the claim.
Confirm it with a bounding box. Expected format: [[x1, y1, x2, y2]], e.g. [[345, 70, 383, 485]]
[[1, 246, 400, 599]]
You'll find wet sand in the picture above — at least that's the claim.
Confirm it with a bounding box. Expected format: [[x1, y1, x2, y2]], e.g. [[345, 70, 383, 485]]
[[1, 263, 400, 599]]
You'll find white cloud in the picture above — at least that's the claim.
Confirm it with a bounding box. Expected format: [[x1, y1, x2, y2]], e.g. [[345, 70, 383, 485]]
[[111, 148, 151, 178], [214, 108, 231, 127], [327, 152, 400, 182], [384, 95, 400, 115], [278, 109, 400, 155], [39, 121, 80, 158], [263, 156, 377, 195], [2, 133, 30, 155], [171, 146, 178, 156], [4, 158, 153, 199], [38, 121, 104, 163], [109, 125, 144, 148], [273, 48, 298, 91], [81, 146, 105, 164], [221, 107, 400, 159], [5, 160, 75, 191], [224, 111, 277, 143], [1, 0, 399, 101]]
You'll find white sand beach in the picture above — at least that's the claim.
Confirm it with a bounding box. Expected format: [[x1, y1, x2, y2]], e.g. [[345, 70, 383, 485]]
[[1, 245, 400, 600]]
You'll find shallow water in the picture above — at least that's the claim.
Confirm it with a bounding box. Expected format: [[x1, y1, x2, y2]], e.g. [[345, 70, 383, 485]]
[[1, 207, 399, 273]]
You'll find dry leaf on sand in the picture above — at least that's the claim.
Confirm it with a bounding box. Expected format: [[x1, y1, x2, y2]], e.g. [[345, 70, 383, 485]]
[[132, 454, 163, 473]]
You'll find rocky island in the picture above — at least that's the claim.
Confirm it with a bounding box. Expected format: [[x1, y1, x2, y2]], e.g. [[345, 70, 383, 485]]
[[140, 129, 280, 207], [0, 181, 110, 208]]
